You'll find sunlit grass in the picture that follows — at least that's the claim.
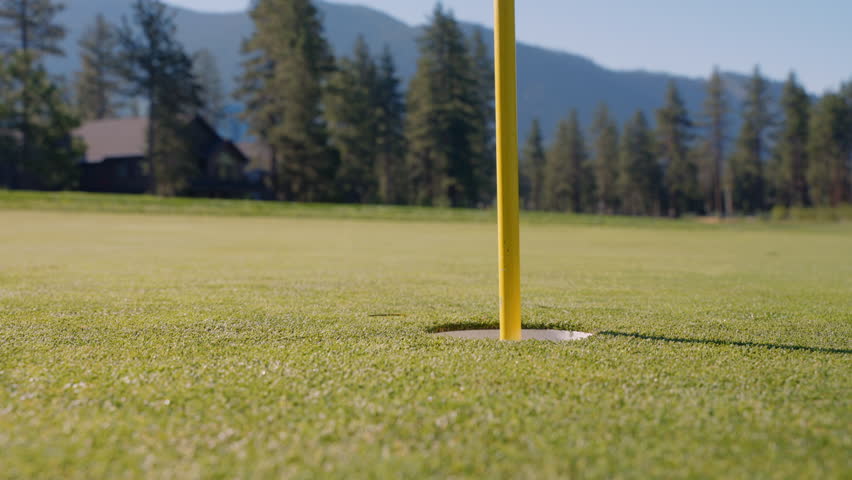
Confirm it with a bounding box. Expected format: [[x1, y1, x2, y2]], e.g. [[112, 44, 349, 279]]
[[3, 189, 848, 228], [0, 195, 850, 478]]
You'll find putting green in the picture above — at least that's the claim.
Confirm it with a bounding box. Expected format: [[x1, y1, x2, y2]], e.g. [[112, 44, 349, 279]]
[[1, 206, 850, 478]]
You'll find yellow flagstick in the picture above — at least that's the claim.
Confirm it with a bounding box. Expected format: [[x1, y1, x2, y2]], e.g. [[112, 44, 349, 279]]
[[494, 0, 521, 341]]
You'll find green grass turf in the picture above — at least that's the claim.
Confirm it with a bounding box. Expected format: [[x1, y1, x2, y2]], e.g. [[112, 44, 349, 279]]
[[4, 189, 850, 228], [1, 195, 850, 478]]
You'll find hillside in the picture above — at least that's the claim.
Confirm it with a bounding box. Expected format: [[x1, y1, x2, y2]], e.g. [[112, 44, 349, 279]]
[[52, 0, 783, 140]]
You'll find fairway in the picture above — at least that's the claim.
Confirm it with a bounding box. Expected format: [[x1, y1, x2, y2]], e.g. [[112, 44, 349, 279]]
[[1, 204, 850, 478]]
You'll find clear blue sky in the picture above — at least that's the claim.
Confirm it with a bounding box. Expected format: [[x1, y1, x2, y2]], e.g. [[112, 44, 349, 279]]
[[166, 0, 851, 94]]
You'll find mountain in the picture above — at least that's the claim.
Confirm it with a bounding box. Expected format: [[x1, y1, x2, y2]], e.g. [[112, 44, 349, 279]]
[[51, 0, 783, 141]]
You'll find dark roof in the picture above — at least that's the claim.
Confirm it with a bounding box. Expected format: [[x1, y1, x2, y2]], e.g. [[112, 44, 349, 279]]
[[73, 117, 148, 163], [74, 116, 250, 166], [238, 141, 273, 171], [217, 140, 251, 165], [0, 128, 22, 141]]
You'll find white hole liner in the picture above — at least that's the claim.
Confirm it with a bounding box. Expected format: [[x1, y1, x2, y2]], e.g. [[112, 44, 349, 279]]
[[433, 329, 593, 342]]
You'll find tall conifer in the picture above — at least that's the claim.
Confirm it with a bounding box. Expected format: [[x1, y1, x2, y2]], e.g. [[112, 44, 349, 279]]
[[591, 104, 620, 214], [520, 118, 546, 210], [544, 110, 590, 213], [771, 73, 810, 207], [74, 14, 122, 121], [405, 5, 480, 207], [238, 0, 335, 201], [807, 93, 851, 206], [0, 0, 66, 188], [116, 0, 201, 195], [618, 111, 661, 216], [470, 29, 495, 206], [656, 81, 697, 217], [0, 51, 82, 189], [697, 67, 729, 215], [192, 48, 227, 132], [0, 0, 65, 56], [373, 46, 406, 204], [730, 66, 774, 213], [326, 36, 379, 203]]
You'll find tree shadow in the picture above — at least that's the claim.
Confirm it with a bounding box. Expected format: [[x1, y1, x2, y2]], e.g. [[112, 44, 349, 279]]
[[599, 331, 851, 355]]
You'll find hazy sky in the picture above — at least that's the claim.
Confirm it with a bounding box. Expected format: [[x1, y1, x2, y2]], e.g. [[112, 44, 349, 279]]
[[165, 0, 851, 94]]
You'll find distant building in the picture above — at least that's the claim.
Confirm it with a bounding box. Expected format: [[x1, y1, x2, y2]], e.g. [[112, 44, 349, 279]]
[[74, 116, 253, 197], [237, 141, 275, 199], [0, 129, 21, 188]]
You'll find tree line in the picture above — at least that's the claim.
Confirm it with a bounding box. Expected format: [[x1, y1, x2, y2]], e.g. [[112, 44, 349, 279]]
[[524, 71, 852, 216], [1, 0, 216, 194], [238, 0, 494, 207], [1, 0, 850, 214], [237, 0, 852, 212]]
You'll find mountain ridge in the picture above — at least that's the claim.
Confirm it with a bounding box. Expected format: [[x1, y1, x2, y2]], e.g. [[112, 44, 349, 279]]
[[51, 0, 783, 141]]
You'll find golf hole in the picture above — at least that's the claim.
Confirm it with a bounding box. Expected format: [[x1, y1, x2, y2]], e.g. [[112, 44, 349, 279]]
[[433, 329, 594, 342]]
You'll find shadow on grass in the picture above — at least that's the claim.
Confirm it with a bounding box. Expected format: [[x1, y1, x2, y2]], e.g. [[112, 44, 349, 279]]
[[599, 331, 851, 355], [428, 321, 498, 334], [427, 320, 577, 334]]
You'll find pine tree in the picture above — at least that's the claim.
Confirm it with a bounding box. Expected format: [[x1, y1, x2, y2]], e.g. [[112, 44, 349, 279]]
[[0, 46, 15, 185], [0, 0, 66, 188], [74, 14, 123, 121], [770, 73, 810, 207], [591, 103, 619, 214], [373, 46, 406, 204], [192, 48, 226, 132], [469, 29, 495, 206], [655, 81, 697, 217], [697, 67, 729, 215], [404, 62, 434, 206], [405, 5, 480, 207], [0, 51, 82, 189], [0, 0, 65, 56], [326, 36, 379, 203], [618, 111, 661, 216], [115, 0, 201, 196], [236, 20, 281, 194], [0, 57, 11, 182], [730, 66, 774, 213], [544, 110, 590, 213], [807, 93, 851, 206], [238, 0, 335, 201], [152, 114, 195, 196], [845, 82, 852, 203], [520, 118, 546, 210]]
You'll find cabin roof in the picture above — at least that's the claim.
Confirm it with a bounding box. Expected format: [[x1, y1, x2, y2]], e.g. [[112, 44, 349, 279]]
[[73, 117, 149, 164]]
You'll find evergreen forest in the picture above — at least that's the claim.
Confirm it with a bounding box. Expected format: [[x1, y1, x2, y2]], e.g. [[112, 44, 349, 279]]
[[1, 0, 850, 216]]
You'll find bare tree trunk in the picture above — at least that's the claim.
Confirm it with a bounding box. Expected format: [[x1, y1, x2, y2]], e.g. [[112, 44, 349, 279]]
[[713, 126, 724, 216], [724, 179, 734, 217], [270, 145, 279, 199], [714, 155, 722, 215], [15, 0, 31, 189], [146, 90, 157, 194]]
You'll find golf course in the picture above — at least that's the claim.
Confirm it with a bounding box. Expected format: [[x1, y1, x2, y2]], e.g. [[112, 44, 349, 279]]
[[1, 192, 850, 478]]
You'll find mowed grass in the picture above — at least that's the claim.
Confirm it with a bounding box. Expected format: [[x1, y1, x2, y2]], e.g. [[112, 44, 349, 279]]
[[1, 195, 850, 478]]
